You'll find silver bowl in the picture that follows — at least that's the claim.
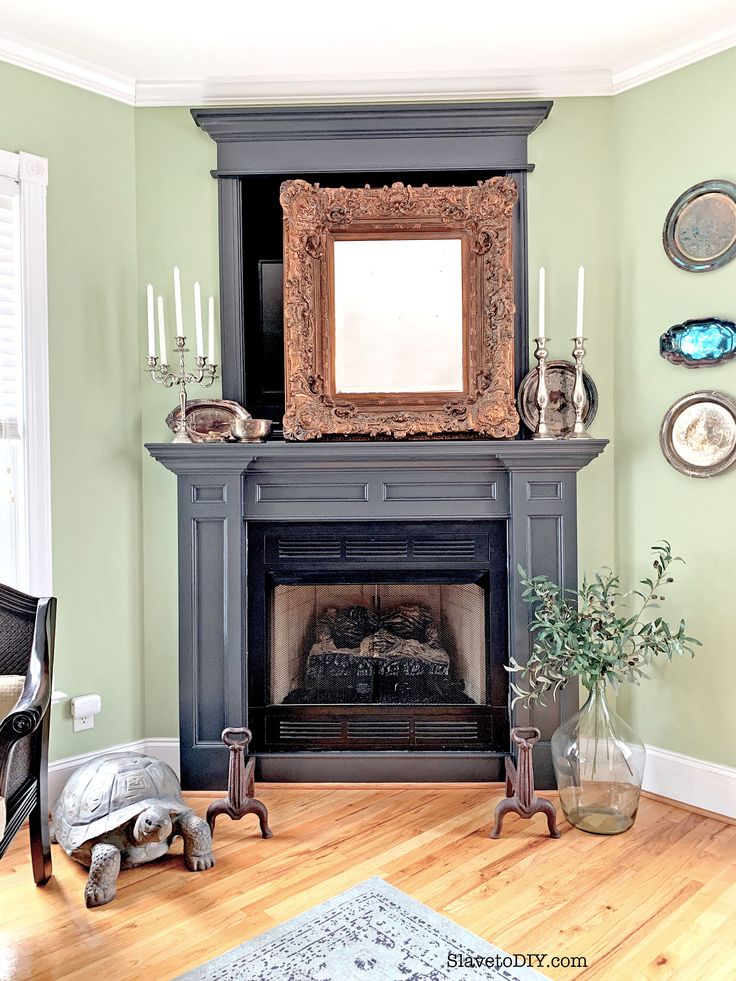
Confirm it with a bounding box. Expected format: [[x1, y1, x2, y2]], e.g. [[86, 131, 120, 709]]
[[229, 418, 272, 443]]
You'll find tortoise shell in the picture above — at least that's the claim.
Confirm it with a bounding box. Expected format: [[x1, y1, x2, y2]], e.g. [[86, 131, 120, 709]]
[[53, 753, 186, 853]]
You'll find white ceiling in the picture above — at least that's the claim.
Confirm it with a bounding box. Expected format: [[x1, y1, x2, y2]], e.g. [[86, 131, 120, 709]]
[[1, 0, 735, 106]]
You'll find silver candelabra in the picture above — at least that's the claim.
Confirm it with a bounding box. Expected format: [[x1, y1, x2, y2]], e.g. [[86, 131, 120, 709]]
[[568, 335, 591, 439], [147, 336, 218, 443], [532, 337, 556, 440]]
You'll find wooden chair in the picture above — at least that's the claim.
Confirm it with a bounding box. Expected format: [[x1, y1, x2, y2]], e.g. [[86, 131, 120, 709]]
[[0, 583, 56, 884]]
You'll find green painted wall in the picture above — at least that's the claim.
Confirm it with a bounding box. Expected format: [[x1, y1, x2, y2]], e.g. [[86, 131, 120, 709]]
[[134, 108, 218, 745], [613, 48, 736, 767], [528, 99, 616, 573], [0, 61, 144, 760], [3, 51, 733, 769]]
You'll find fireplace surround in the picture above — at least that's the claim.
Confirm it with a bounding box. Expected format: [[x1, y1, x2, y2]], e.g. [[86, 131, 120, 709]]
[[148, 440, 607, 788], [148, 100, 607, 790]]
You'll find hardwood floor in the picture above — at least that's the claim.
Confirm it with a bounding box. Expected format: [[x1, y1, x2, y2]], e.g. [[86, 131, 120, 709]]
[[1, 785, 735, 980]]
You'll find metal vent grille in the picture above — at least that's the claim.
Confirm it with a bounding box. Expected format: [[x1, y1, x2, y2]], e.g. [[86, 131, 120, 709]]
[[278, 539, 342, 560], [347, 720, 412, 740], [415, 721, 479, 742], [412, 538, 476, 560], [278, 720, 342, 741], [345, 540, 409, 560]]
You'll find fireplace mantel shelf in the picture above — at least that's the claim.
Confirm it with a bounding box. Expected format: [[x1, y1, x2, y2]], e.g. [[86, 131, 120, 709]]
[[147, 437, 608, 476]]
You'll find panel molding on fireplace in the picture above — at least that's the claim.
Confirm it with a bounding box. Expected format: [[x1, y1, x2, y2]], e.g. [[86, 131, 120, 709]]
[[246, 468, 509, 521]]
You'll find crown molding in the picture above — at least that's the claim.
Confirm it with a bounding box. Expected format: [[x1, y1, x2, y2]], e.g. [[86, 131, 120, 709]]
[[0, 30, 135, 105], [135, 68, 613, 107], [612, 24, 736, 93], [1, 27, 735, 107]]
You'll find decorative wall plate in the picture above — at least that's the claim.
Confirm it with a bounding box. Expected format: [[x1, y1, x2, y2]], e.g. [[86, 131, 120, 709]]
[[660, 317, 736, 367], [659, 391, 736, 477], [166, 399, 251, 442], [517, 360, 598, 437], [663, 180, 736, 272]]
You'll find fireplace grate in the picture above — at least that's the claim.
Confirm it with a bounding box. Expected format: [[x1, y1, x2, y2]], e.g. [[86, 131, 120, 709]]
[[270, 709, 487, 750]]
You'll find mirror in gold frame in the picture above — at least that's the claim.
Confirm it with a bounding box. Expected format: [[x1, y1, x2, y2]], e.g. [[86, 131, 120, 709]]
[[280, 178, 519, 440]]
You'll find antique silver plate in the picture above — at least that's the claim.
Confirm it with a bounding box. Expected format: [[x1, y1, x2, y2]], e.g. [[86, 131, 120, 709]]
[[659, 391, 736, 477], [166, 399, 251, 442], [663, 180, 736, 272], [517, 360, 598, 437]]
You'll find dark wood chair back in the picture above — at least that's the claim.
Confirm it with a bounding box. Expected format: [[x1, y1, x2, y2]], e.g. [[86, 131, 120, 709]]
[[0, 582, 56, 884]]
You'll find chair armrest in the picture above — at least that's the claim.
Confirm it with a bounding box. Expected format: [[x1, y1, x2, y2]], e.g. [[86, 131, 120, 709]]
[[0, 596, 55, 788]]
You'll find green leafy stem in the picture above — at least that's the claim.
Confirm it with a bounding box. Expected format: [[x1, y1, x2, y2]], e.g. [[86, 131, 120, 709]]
[[507, 541, 701, 707]]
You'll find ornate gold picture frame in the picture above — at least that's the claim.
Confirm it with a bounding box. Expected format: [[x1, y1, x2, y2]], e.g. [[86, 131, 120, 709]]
[[280, 177, 519, 440]]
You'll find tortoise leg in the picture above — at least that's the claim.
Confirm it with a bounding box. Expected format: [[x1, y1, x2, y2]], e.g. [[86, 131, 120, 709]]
[[85, 844, 121, 908], [177, 811, 215, 872]]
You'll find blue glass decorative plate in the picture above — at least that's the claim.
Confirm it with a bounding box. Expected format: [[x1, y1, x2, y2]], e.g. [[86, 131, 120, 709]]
[[660, 317, 736, 368]]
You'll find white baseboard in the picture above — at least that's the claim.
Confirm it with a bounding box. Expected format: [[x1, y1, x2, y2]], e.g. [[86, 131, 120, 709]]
[[47, 737, 735, 820], [48, 737, 179, 807], [643, 744, 736, 820]]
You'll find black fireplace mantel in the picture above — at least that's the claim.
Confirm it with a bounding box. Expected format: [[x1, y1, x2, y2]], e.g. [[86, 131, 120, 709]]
[[148, 438, 606, 789]]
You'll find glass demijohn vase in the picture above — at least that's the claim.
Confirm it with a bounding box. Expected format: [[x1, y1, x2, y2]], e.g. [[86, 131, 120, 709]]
[[551, 680, 646, 835]]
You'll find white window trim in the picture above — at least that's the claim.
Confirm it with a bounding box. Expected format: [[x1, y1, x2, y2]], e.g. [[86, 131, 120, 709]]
[[0, 148, 52, 596]]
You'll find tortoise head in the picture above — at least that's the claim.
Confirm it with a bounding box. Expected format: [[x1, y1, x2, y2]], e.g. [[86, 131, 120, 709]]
[[132, 804, 172, 845]]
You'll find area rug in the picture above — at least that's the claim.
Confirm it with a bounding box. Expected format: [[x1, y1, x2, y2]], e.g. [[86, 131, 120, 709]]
[[174, 877, 550, 981]]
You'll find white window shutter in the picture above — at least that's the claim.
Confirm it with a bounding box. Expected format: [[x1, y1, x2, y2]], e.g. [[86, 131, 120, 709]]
[[0, 151, 50, 595]]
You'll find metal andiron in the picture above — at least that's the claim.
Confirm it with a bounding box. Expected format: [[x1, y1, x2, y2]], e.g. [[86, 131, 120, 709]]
[[147, 335, 218, 443], [490, 726, 560, 839], [206, 728, 273, 840]]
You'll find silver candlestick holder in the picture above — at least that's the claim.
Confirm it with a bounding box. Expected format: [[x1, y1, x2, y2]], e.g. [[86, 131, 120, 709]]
[[532, 337, 556, 440], [147, 336, 218, 443], [568, 335, 591, 439]]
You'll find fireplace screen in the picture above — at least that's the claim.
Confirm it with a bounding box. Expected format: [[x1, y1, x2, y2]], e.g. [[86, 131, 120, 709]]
[[269, 583, 486, 707]]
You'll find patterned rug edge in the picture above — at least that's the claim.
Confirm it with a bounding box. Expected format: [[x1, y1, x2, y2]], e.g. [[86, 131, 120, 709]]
[[173, 876, 550, 981]]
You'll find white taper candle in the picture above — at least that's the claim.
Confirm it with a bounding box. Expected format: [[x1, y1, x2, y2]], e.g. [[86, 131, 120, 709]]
[[538, 267, 545, 338], [193, 281, 204, 356], [575, 265, 585, 337], [173, 266, 184, 337], [157, 295, 167, 363], [208, 296, 215, 364], [146, 284, 155, 357]]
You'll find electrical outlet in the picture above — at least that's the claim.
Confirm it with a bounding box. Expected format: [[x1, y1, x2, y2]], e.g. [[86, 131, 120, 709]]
[[73, 714, 94, 733]]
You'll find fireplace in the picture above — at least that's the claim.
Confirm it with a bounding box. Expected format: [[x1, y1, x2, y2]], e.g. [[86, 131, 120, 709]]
[[149, 439, 606, 787], [247, 522, 507, 755], [147, 102, 607, 789]]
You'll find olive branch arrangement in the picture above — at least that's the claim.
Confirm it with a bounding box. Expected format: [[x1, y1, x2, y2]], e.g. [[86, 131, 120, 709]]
[[508, 542, 700, 707]]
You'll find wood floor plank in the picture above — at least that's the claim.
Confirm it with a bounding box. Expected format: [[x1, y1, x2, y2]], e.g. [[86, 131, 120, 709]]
[[0, 786, 734, 980]]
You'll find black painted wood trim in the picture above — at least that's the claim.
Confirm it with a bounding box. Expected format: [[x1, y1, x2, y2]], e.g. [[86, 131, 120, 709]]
[[218, 178, 246, 406], [193, 101, 552, 146], [147, 439, 608, 476]]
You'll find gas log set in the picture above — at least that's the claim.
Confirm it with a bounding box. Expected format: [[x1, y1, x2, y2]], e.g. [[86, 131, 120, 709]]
[[283, 603, 474, 706]]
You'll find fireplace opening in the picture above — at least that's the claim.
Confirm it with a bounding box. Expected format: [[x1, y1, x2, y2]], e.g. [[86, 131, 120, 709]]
[[247, 521, 509, 755], [270, 583, 486, 707]]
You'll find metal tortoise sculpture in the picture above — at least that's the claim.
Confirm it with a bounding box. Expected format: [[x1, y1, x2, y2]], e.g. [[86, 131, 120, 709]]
[[51, 752, 214, 908]]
